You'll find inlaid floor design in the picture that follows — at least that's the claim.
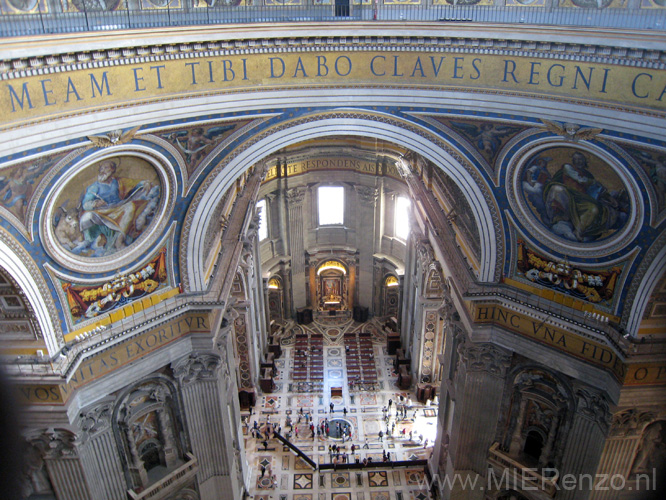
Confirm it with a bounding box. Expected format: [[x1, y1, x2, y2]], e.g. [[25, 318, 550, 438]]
[[243, 319, 437, 500]]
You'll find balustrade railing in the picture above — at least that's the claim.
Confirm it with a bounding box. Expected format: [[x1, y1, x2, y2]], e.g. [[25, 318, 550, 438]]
[[0, 4, 663, 38], [487, 442, 558, 498], [128, 453, 198, 500]]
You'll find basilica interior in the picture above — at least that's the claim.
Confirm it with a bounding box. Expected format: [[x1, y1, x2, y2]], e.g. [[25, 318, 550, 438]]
[[0, 4, 665, 500]]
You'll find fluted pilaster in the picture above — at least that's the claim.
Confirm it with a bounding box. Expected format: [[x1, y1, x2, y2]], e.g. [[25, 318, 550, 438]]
[[77, 402, 126, 500], [559, 387, 611, 500], [449, 342, 512, 474], [41, 429, 92, 500], [287, 186, 307, 308], [286, 187, 306, 274], [355, 185, 378, 310], [174, 353, 234, 500], [589, 409, 655, 500]]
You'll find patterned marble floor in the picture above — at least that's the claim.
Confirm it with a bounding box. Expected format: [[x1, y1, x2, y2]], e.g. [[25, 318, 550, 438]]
[[242, 319, 437, 500]]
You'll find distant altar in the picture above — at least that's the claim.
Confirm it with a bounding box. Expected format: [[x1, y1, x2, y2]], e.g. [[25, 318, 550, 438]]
[[316, 259, 349, 312]]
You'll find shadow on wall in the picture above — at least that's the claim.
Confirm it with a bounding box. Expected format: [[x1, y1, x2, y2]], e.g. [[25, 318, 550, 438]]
[[0, 369, 24, 500]]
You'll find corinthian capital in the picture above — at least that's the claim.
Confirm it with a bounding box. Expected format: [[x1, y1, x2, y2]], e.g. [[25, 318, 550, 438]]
[[42, 429, 80, 459], [576, 387, 611, 433], [286, 187, 306, 206], [610, 408, 656, 438], [355, 185, 378, 206], [78, 401, 114, 436], [173, 353, 221, 385], [458, 342, 511, 377]]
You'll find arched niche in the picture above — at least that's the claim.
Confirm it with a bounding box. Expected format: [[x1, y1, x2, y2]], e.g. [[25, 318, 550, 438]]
[[381, 274, 401, 319], [316, 260, 348, 312], [0, 233, 60, 353], [501, 367, 575, 471], [112, 377, 186, 491], [267, 276, 284, 322]]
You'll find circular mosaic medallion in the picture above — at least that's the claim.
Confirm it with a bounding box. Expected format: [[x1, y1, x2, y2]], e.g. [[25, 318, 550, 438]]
[[42, 149, 176, 273], [509, 143, 641, 257]]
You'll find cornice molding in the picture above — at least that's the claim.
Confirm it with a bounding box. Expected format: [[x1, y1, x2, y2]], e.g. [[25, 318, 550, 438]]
[[2, 34, 663, 81]]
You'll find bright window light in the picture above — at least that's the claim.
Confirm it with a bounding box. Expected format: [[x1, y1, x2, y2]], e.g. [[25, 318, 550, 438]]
[[318, 186, 344, 226], [257, 199, 268, 241], [395, 196, 411, 240]]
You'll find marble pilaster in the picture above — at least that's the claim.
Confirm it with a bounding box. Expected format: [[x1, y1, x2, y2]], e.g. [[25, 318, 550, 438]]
[[173, 353, 237, 500], [449, 342, 512, 474], [559, 387, 612, 500], [287, 186, 307, 308], [77, 401, 126, 500], [41, 429, 92, 500], [590, 409, 656, 500]]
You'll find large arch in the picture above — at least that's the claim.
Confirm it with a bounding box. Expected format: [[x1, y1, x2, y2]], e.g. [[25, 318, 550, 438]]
[[0, 230, 60, 354], [626, 236, 666, 336], [184, 111, 501, 290]]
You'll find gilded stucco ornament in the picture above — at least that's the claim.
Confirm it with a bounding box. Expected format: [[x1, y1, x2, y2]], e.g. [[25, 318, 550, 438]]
[[87, 126, 142, 148]]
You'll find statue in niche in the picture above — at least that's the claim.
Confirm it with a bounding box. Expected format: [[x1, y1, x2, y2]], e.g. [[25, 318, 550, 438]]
[[132, 413, 159, 446], [632, 421, 666, 475]]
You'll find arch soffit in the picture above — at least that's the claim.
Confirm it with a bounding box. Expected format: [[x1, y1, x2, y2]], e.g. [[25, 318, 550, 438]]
[[0, 229, 61, 353], [625, 235, 666, 336], [184, 112, 501, 290]]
